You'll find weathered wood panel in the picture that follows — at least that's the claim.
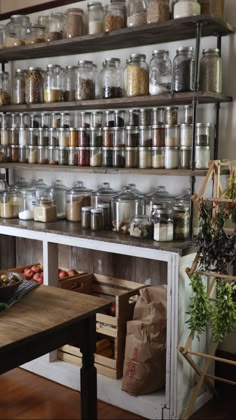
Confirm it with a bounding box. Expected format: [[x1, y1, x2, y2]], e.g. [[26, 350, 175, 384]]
[[0, 235, 16, 269]]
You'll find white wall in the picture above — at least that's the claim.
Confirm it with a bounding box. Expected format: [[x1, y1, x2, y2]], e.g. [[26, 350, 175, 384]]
[[0, 0, 56, 13]]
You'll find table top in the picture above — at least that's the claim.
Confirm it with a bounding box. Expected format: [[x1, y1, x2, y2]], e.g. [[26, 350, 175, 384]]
[[0, 285, 110, 351]]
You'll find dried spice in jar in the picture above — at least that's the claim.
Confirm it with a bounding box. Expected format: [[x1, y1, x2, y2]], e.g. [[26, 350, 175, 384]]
[[152, 147, 165, 168], [75, 61, 95, 100], [125, 126, 139, 147], [58, 147, 68, 165], [165, 106, 179, 125], [139, 126, 152, 147], [173, 47, 194, 92], [103, 127, 114, 147], [68, 147, 78, 166], [165, 146, 179, 169], [25, 67, 44, 104], [78, 128, 89, 147], [68, 128, 78, 147], [90, 127, 102, 147], [165, 125, 180, 147], [180, 124, 192, 147], [139, 147, 152, 168], [77, 147, 90, 166], [125, 147, 139, 168], [102, 147, 113, 167], [104, 3, 125, 32], [81, 206, 92, 229], [91, 208, 104, 231], [147, 0, 170, 24], [200, 48, 222, 93], [65, 8, 84, 38], [126, 54, 149, 97], [37, 146, 49, 164], [90, 147, 102, 167], [113, 147, 125, 168], [28, 146, 38, 164], [184, 105, 193, 124], [152, 125, 165, 147], [180, 146, 192, 169]]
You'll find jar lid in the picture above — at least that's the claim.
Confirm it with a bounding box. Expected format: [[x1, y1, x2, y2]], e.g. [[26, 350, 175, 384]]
[[203, 48, 220, 55], [196, 123, 212, 128], [166, 106, 179, 111], [50, 180, 68, 191], [91, 208, 104, 214], [195, 145, 210, 149], [152, 49, 168, 56], [164, 124, 180, 128], [165, 146, 179, 150], [113, 147, 125, 150], [77, 147, 90, 150], [78, 60, 94, 67], [69, 181, 92, 194], [129, 53, 146, 61], [113, 186, 144, 203], [152, 124, 164, 129], [125, 147, 138, 151], [180, 123, 192, 128], [139, 125, 151, 129], [146, 186, 175, 202], [15, 68, 25, 74], [67, 8, 84, 14], [93, 182, 117, 197], [152, 147, 165, 150], [103, 127, 114, 131], [65, 65, 77, 71], [155, 208, 173, 216], [28, 66, 42, 71], [176, 46, 194, 53], [102, 147, 113, 150], [139, 147, 152, 150], [97, 203, 110, 209], [103, 57, 121, 66], [81, 206, 92, 211], [11, 145, 19, 149], [180, 146, 192, 150], [125, 126, 139, 131], [88, 2, 103, 9]]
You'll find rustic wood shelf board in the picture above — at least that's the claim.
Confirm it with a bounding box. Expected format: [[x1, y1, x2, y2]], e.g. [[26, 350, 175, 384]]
[[0, 17, 233, 62]]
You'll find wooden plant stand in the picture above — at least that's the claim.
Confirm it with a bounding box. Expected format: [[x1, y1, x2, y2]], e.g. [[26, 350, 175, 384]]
[[179, 160, 236, 420]]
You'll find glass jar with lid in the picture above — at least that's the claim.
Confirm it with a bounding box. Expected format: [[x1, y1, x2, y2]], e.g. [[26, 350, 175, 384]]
[[129, 215, 153, 238], [25, 67, 44, 104], [0, 71, 10, 105], [64, 8, 84, 38], [49, 180, 68, 219], [173, 47, 194, 92], [145, 185, 175, 216], [87, 2, 104, 35], [173, 203, 190, 240], [112, 186, 145, 233], [125, 54, 149, 97], [127, 0, 147, 27], [196, 123, 211, 146], [91, 182, 117, 208], [44, 64, 64, 103], [75, 60, 95, 100], [38, 15, 49, 28], [198, 0, 224, 19], [18, 187, 36, 220], [5, 15, 30, 47], [46, 12, 65, 41], [100, 58, 123, 99], [26, 24, 46, 44], [34, 196, 57, 222], [104, 3, 125, 32], [66, 181, 92, 222], [173, 0, 201, 18], [200, 48, 222, 93], [64, 65, 77, 102], [153, 208, 173, 242], [12, 69, 26, 105], [149, 50, 172, 95], [147, 0, 170, 23], [0, 25, 6, 48], [0, 190, 23, 218]]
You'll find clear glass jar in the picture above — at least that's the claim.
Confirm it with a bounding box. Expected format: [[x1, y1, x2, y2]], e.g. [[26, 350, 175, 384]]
[[8, 128, 19, 145], [196, 123, 211, 146], [81, 206, 92, 229], [28, 128, 38, 146], [44, 64, 64, 103], [37, 146, 49, 164], [151, 107, 165, 125], [18, 113, 30, 128], [28, 145, 38, 164], [68, 147, 78, 166], [90, 127, 102, 147], [180, 146, 191, 169], [64, 65, 76, 102], [100, 58, 123, 99], [147, 0, 170, 23], [77, 147, 90, 166], [30, 113, 41, 128], [103, 127, 114, 147], [49, 180, 68, 219], [114, 110, 126, 128], [129, 215, 153, 238], [26, 24, 46, 44], [113, 127, 125, 147], [127, 109, 140, 126], [165, 146, 179, 169], [112, 186, 145, 233], [49, 128, 59, 147], [68, 128, 78, 147], [173, 47, 194, 92], [113, 147, 125, 168], [127, 0, 147, 27], [0, 191, 22, 218], [34, 196, 57, 223], [153, 208, 173, 242], [91, 208, 104, 231], [79, 111, 92, 128], [104, 3, 125, 32], [198, 0, 224, 19], [184, 105, 193, 124], [12, 69, 26, 104], [195, 145, 210, 169], [66, 181, 92, 222], [18, 146, 28, 163], [51, 112, 61, 128], [165, 106, 179, 125], [19, 187, 35, 220], [58, 147, 68, 165], [0, 71, 10, 105], [10, 145, 19, 162], [139, 126, 152, 147], [139, 147, 152, 168], [103, 110, 115, 127], [5, 15, 30, 47], [173, 204, 190, 240], [38, 15, 49, 28], [180, 124, 192, 147], [152, 147, 165, 168], [46, 12, 65, 41], [38, 128, 49, 146], [102, 147, 113, 167], [75, 60, 95, 100], [165, 125, 180, 147], [149, 50, 172, 95], [25, 67, 44, 104], [1, 129, 9, 146], [61, 112, 73, 128], [139, 108, 151, 126], [87, 2, 104, 35], [0, 24, 6, 48], [125, 54, 149, 97], [174, 0, 201, 18], [200, 48, 222, 93], [19, 128, 29, 146], [90, 147, 102, 167], [78, 128, 89, 147], [125, 147, 139, 168], [152, 125, 165, 147], [65, 8, 84, 39], [48, 146, 58, 165], [0, 145, 9, 162], [125, 126, 139, 147], [92, 111, 103, 128]]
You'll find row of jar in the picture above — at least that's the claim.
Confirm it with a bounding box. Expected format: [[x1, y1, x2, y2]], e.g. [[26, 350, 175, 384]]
[[0, 144, 210, 170]]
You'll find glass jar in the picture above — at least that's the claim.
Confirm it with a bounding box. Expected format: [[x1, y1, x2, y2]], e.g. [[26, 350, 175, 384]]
[[91, 182, 117, 208], [44, 64, 64, 103], [174, 0, 201, 18], [61, 112, 73, 128], [77, 147, 90, 166], [19, 128, 29, 146], [49, 147, 59, 165], [100, 58, 123, 99], [0, 146, 9, 162], [97, 203, 111, 229], [92, 111, 103, 128], [18, 146, 28, 163], [90, 147, 102, 167], [58, 128, 69, 147], [165, 125, 180, 147], [75, 61, 95, 100], [12, 69, 26, 104], [10, 145, 19, 162], [0, 71, 10, 105], [165, 146, 179, 169], [104, 3, 125, 32], [200, 48, 222, 93], [90, 127, 102, 147], [38, 15, 49, 28], [113, 127, 125, 147], [153, 208, 173, 242], [87, 2, 104, 35], [139, 108, 151, 126], [0, 24, 6, 48], [139, 147, 152, 169], [81, 206, 92, 229], [125, 147, 139, 168], [184, 105, 193, 124], [65, 8, 84, 38], [149, 50, 172, 95], [58, 147, 68, 165], [34, 196, 57, 223], [51, 112, 61, 128], [198, 0, 224, 18], [68, 147, 78, 166], [28, 128, 38, 146], [129, 215, 153, 238], [30, 113, 41, 128], [31, 178, 49, 201], [49, 128, 59, 147], [103, 127, 114, 147], [152, 125, 165, 147], [173, 47, 194, 92], [102, 147, 113, 167], [46, 12, 65, 41], [37, 146, 49, 164], [173, 204, 190, 240], [38, 128, 49, 146], [113, 147, 125, 168], [139, 126, 152, 147], [91, 208, 104, 231], [180, 124, 192, 147], [125, 126, 139, 147], [152, 147, 165, 168], [127, 0, 147, 27], [8, 128, 19, 145], [28, 145, 38, 164], [0, 191, 22, 218], [25, 67, 44, 104], [151, 107, 165, 125], [49, 180, 68, 219], [196, 123, 211, 146], [66, 181, 92, 222], [1, 129, 9, 146], [127, 109, 140, 126], [5, 15, 30, 47], [78, 128, 89, 147], [68, 128, 78, 147], [180, 146, 191, 169], [165, 106, 178, 125], [64, 65, 76, 101], [19, 113, 30, 128], [79, 111, 92, 128], [125, 54, 149, 97], [147, 0, 170, 23], [112, 186, 145, 233], [195, 145, 210, 169], [18, 187, 36, 220], [26, 24, 46, 44]]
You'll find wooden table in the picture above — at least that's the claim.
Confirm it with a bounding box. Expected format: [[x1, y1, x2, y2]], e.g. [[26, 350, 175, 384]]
[[0, 285, 111, 420]]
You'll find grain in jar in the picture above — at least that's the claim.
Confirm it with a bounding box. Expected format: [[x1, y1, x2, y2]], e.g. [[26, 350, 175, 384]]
[[173, 0, 201, 18], [200, 48, 222, 93], [58, 128, 69, 147], [198, 0, 224, 18], [125, 126, 139, 147], [195, 145, 210, 169], [102, 147, 113, 167], [152, 125, 165, 147], [139, 147, 152, 168], [46, 12, 65, 41], [90, 147, 102, 167], [196, 123, 211, 146], [90, 127, 102, 147], [127, 0, 147, 27], [165, 125, 180, 147], [58, 147, 68, 165], [77, 147, 90, 166], [10, 145, 19, 162], [102, 127, 114, 147], [44, 64, 64, 103], [165, 146, 179, 169], [139, 126, 152, 147], [68, 147, 78, 166], [66, 183, 92, 222], [125, 54, 149, 97], [125, 147, 139, 168], [12, 69, 26, 104], [49, 128, 59, 146], [25, 67, 44, 104], [64, 8, 84, 39], [147, 0, 170, 23], [113, 127, 125, 147], [104, 3, 125, 32], [37, 146, 49, 164], [76, 61, 95, 100], [165, 106, 178, 125], [180, 146, 192, 169], [87, 2, 104, 35], [28, 145, 38, 164], [113, 147, 125, 168], [68, 128, 78, 147], [78, 128, 89, 147], [8, 128, 19, 145], [152, 147, 165, 168], [0, 191, 22, 219], [180, 124, 192, 147], [173, 204, 190, 240]]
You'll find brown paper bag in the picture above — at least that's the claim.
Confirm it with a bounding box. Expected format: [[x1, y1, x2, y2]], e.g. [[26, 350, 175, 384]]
[[122, 286, 167, 396]]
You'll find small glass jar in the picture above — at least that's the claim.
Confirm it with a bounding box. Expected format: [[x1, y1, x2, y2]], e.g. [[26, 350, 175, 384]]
[[49, 128, 59, 146], [51, 112, 61, 128], [184, 105, 193, 124], [48, 147, 58, 165], [125, 54, 149, 97], [25, 67, 44, 104], [127, 109, 140, 126], [195, 145, 210, 169], [92, 111, 103, 128], [79, 111, 92, 128], [139, 109, 151, 126], [174, 0, 201, 18], [196, 123, 211, 146], [129, 215, 153, 238], [125, 126, 139, 147], [0, 129, 9, 146], [68, 147, 78, 166], [152, 147, 165, 168], [87, 2, 104, 35], [125, 147, 139, 168], [46, 12, 65, 41], [8, 128, 19, 145], [165, 106, 178, 125], [173, 47, 194, 92], [12, 69, 26, 104], [38, 128, 49, 146], [173, 204, 190, 240], [68, 128, 78, 147], [10, 145, 19, 162], [64, 65, 76, 102], [165, 125, 180, 147], [38, 15, 49, 28], [30, 113, 41, 128], [0, 146, 8, 162], [0, 191, 22, 219], [103, 127, 114, 147], [139, 147, 152, 169], [147, 0, 170, 23], [5, 15, 30, 47], [113, 127, 125, 147], [58, 128, 69, 147], [66, 182, 92, 222], [58, 147, 68, 165], [139, 126, 152, 147], [113, 147, 125, 168], [104, 3, 125, 32], [28, 128, 38, 146], [153, 208, 173, 242], [100, 58, 123, 99], [28, 145, 38, 164], [64, 8, 84, 39], [180, 146, 192, 169], [180, 124, 192, 147], [200, 48, 222, 93], [91, 208, 104, 231], [77, 147, 90, 166], [90, 127, 102, 147], [37, 146, 49, 164], [18, 146, 28, 163], [90, 147, 102, 167], [81, 206, 92, 229], [26, 24, 46, 44], [44, 64, 64, 103], [152, 125, 165, 147], [0, 71, 11, 105], [102, 147, 113, 167], [151, 107, 165, 125], [76, 60, 95, 100], [78, 128, 89, 147], [198, 0, 224, 19], [19, 128, 29, 146], [149, 50, 172, 95], [165, 146, 179, 169], [127, 0, 147, 27]]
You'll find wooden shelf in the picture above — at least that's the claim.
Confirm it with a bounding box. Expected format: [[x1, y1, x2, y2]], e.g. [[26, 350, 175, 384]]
[[0, 92, 232, 113], [0, 16, 234, 62]]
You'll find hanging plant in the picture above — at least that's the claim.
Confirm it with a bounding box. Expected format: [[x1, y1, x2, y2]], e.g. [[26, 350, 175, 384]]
[[211, 281, 236, 343]]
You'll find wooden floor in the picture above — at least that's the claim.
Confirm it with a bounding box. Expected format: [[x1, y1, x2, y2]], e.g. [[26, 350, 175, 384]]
[[0, 368, 234, 419]]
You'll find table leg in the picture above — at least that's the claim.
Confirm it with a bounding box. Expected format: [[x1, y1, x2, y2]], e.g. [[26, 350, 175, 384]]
[[80, 315, 97, 420]]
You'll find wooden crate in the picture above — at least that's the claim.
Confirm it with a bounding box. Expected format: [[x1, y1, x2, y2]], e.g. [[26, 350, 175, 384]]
[[58, 273, 143, 379]]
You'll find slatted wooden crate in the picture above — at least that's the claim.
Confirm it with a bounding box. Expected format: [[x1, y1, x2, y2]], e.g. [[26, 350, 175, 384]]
[[58, 273, 143, 379]]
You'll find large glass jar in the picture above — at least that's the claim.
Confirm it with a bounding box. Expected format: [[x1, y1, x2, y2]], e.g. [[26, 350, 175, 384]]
[[200, 48, 222, 93], [91, 182, 117, 208], [19, 187, 36, 220], [112, 186, 145, 233], [49, 180, 68, 219], [34, 196, 57, 222], [173, 203, 190, 240], [173, 0, 201, 18], [64, 8, 84, 38], [5, 15, 30, 47], [25, 67, 44, 104], [26, 24, 46, 44], [12, 69, 26, 105], [127, 0, 147, 27], [147, 0, 170, 23], [44, 64, 64, 103], [64, 65, 76, 101], [104, 3, 125, 32], [75, 61, 95, 100], [149, 50, 172, 95], [66, 181, 92, 222], [125, 54, 149, 97], [0, 71, 10, 105], [153, 208, 173, 242], [145, 185, 175, 216], [0, 191, 23, 218], [31, 178, 49, 202], [87, 2, 104, 35], [46, 12, 65, 41], [129, 215, 153, 238], [198, 0, 224, 18], [100, 58, 123, 99], [173, 47, 194, 92]]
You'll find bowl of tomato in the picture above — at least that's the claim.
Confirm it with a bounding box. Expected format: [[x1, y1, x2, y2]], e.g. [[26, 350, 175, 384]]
[[0, 272, 23, 303]]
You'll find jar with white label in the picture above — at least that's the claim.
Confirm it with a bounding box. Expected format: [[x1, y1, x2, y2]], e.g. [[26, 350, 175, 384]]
[[195, 145, 210, 169], [165, 146, 179, 169], [180, 124, 192, 147], [153, 208, 173, 242]]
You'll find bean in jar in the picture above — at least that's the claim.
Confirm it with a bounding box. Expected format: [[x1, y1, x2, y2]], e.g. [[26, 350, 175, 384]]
[[125, 147, 139, 168], [102, 147, 113, 167], [152, 125, 165, 147], [77, 147, 90, 166], [90, 147, 102, 167], [125, 126, 139, 147], [147, 0, 170, 23], [165, 125, 180, 147], [76, 61, 95, 100], [113, 147, 125, 168], [152, 147, 165, 168], [65, 8, 84, 39], [126, 54, 149, 97], [139, 147, 152, 169], [68, 147, 78, 166], [104, 3, 125, 32], [165, 146, 179, 169], [180, 147, 191, 169], [173, 204, 190, 240], [25, 67, 43, 104]]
